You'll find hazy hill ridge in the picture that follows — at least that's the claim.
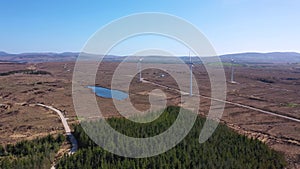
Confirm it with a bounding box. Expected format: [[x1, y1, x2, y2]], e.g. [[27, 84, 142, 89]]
[[1, 51, 300, 63]]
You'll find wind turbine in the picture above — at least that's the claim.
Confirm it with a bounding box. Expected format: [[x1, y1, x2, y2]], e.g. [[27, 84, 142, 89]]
[[230, 58, 235, 83], [189, 51, 193, 96], [138, 57, 143, 82]]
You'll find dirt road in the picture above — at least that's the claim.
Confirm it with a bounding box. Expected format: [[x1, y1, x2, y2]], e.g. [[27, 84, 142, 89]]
[[142, 79, 300, 123], [36, 104, 78, 169]]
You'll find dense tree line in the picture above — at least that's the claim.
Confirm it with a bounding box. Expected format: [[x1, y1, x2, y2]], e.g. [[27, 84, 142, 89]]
[[0, 134, 65, 169], [0, 70, 51, 76], [57, 106, 286, 169]]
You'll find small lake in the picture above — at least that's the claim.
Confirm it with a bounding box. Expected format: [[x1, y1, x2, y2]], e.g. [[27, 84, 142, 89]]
[[87, 86, 128, 100]]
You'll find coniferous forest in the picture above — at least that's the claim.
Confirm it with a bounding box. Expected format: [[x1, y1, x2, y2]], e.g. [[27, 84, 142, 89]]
[[0, 134, 65, 169], [56, 106, 286, 169]]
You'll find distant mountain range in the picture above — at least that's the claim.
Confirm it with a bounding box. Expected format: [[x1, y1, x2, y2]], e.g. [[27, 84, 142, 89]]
[[220, 52, 300, 64], [1, 51, 300, 64], [0, 52, 79, 63]]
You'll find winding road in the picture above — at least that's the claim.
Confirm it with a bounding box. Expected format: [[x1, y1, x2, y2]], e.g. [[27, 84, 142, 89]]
[[36, 104, 78, 169]]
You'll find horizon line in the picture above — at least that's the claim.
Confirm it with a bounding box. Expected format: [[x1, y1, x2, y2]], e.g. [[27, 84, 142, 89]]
[[1, 50, 300, 57]]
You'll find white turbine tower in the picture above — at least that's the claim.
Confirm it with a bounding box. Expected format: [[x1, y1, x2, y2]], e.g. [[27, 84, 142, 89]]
[[138, 57, 143, 82], [189, 51, 193, 96], [230, 58, 235, 83]]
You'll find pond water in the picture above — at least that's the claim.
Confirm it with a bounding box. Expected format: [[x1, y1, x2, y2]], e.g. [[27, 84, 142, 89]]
[[87, 86, 128, 100]]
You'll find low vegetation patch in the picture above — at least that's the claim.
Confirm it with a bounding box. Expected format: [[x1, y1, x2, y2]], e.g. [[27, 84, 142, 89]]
[[285, 103, 300, 108], [257, 77, 275, 84], [208, 62, 242, 67]]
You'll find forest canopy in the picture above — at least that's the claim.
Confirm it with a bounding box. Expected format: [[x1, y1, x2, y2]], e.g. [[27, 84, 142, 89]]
[[56, 106, 286, 169], [0, 134, 65, 169]]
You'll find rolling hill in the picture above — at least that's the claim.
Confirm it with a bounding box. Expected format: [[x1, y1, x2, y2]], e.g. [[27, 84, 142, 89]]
[[0, 51, 300, 64]]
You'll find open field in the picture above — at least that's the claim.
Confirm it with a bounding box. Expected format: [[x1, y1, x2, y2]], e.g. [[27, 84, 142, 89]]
[[0, 61, 299, 168]]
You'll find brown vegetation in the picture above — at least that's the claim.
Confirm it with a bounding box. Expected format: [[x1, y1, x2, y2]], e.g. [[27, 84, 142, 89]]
[[0, 61, 299, 168]]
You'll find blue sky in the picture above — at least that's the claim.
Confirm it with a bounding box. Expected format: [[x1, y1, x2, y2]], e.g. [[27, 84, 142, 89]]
[[0, 0, 299, 55]]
